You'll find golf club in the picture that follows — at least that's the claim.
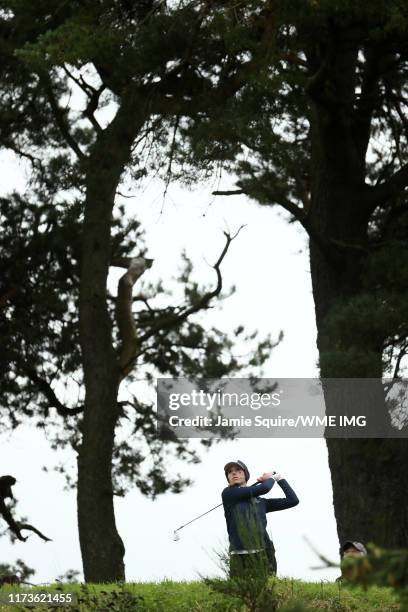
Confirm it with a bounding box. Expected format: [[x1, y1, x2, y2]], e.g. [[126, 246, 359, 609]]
[[173, 472, 276, 541]]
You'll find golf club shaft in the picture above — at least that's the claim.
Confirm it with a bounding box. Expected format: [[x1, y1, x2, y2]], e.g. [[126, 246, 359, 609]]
[[174, 502, 223, 533]]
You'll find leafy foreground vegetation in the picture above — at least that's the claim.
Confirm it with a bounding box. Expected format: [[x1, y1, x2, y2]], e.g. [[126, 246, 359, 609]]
[[0, 578, 400, 611]]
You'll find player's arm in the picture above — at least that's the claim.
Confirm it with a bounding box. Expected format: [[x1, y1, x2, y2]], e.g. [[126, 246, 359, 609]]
[[222, 475, 274, 503], [265, 475, 299, 512]]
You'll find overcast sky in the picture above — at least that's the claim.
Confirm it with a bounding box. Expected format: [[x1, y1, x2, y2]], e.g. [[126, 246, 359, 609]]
[[1, 148, 341, 584]]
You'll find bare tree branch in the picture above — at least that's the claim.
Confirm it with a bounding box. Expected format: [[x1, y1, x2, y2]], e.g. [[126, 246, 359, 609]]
[[133, 294, 155, 313], [368, 162, 408, 209], [163, 114, 180, 202], [212, 189, 244, 196], [18, 523, 52, 542], [213, 186, 336, 264], [353, 46, 383, 156], [116, 230, 243, 377], [304, 535, 339, 570], [23, 366, 83, 417], [115, 256, 154, 376], [393, 341, 408, 379], [136, 227, 244, 347], [40, 75, 85, 160], [0, 498, 25, 541], [0, 141, 42, 170]]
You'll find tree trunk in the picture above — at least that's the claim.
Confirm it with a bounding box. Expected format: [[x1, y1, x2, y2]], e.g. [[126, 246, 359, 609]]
[[311, 243, 408, 547], [308, 108, 408, 548], [77, 101, 144, 581], [326, 438, 408, 548], [77, 154, 125, 581]]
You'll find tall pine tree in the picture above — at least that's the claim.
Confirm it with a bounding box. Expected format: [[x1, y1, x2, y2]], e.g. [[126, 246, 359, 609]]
[[0, 0, 275, 580], [182, 0, 408, 548]]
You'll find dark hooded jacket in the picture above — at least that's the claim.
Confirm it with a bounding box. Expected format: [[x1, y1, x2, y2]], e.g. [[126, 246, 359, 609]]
[[222, 478, 299, 554]]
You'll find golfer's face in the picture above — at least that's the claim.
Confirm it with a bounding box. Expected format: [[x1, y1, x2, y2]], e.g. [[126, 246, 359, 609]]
[[343, 548, 364, 558], [227, 467, 246, 486]]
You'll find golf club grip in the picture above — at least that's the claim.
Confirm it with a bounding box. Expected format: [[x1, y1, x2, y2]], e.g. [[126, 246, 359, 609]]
[[251, 471, 276, 486]]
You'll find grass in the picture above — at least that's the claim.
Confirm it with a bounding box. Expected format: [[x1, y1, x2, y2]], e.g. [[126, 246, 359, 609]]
[[0, 577, 401, 611]]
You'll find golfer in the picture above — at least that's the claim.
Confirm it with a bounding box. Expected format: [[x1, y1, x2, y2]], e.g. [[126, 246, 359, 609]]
[[222, 460, 299, 577]]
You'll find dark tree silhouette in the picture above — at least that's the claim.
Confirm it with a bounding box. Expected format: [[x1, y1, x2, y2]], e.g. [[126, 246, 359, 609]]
[[0, 475, 51, 542]]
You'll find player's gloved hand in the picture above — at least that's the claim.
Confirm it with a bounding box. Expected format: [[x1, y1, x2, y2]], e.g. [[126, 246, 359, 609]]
[[272, 473, 283, 481]]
